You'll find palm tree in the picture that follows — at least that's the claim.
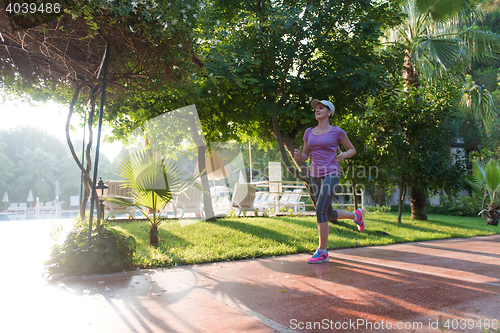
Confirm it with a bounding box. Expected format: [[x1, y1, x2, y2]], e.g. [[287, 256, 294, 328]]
[[386, 0, 500, 220], [471, 159, 500, 226], [105, 149, 201, 246]]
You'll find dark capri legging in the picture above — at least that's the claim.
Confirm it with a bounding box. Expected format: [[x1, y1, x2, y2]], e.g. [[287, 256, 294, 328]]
[[311, 174, 340, 223]]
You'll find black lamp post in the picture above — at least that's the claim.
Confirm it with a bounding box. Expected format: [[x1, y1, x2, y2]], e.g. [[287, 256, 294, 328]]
[[95, 177, 109, 219]]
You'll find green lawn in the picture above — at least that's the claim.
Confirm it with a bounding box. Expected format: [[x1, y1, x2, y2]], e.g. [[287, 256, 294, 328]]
[[109, 212, 500, 268]]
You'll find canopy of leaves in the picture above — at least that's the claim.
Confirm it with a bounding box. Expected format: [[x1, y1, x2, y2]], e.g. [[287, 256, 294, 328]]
[[101, 0, 404, 147], [386, 0, 500, 129], [0, 0, 202, 109]]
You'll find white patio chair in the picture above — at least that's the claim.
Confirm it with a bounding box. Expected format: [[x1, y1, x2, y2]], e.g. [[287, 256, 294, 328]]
[[41, 202, 55, 212], [279, 191, 292, 205], [253, 192, 267, 211], [174, 184, 204, 218], [285, 189, 306, 212], [231, 183, 256, 216], [7, 203, 18, 212], [103, 181, 137, 218], [213, 196, 231, 217], [16, 202, 28, 213]]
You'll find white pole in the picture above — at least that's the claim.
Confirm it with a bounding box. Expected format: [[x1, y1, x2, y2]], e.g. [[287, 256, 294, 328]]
[[249, 141, 252, 183], [35, 197, 39, 220]]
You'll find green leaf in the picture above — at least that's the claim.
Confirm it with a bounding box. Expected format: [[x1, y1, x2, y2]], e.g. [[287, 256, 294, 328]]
[[114, 148, 199, 226], [416, 0, 469, 22], [472, 160, 485, 183], [485, 159, 500, 200], [419, 37, 461, 70]]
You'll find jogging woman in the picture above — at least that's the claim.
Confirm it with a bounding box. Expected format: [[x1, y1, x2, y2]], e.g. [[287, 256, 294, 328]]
[[294, 99, 365, 264]]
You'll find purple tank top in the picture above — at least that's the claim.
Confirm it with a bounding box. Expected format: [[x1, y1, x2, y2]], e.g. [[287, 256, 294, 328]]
[[303, 126, 346, 177]]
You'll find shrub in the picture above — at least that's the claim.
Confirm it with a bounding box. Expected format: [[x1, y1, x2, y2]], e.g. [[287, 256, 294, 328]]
[[364, 205, 391, 213], [73, 215, 103, 229], [226, 209, 237, 218], [390, 203, 411, 212], [45, 227, 136, 277], [391, 191, 484, 217]]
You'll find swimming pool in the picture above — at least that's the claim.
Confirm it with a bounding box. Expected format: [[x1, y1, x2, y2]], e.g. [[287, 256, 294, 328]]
[[0, 211, 78, 221]]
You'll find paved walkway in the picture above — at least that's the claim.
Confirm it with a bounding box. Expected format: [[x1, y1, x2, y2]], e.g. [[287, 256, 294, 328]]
[[0, 219, 499, 332]]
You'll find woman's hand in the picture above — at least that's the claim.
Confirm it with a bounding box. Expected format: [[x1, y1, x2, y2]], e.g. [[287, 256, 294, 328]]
[[294, 146, 304, 161], [337, 135, 356, 163], [336, 152, 347, 163]]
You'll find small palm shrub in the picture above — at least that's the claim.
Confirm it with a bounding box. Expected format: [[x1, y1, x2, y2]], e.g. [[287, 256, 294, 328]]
[[105, 149, 200, 246], [470, 159, 500, 226]]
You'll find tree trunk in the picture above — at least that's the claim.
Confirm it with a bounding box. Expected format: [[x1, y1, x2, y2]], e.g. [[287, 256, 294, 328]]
[[149, 224, 159, 247], [374, 184, 386, 206], [410, 183, 427, 220], [81, 101, 95, 221], [403, 49, 419, 91], [404, 49, 427, 219], [198, 145, 216, 222], [80, 174, 90, 220], [188, 114, 216, 222], [486, 202, 500, 226], [64, 83, 98, 223], [270, 113, 316, 207]]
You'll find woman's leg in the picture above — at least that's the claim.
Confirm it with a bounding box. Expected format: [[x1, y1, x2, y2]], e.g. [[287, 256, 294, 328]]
[[333, 209, 365, 232], [312, 175, 365, 250], [334, 209, 355, 219], [313, 175, 340, 250]]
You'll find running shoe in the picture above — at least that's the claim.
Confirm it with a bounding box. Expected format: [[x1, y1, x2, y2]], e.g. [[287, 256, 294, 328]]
[[307, 248, 329, 264], [354, 208, 365, 232]]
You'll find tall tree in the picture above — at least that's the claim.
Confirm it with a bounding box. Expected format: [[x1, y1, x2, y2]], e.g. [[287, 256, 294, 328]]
[[0, 143, 14, 195], [368, 80, 466, 222], [102, 0, 404, 202], [385, 0, 500, 220], [14, 147, 58, 201]]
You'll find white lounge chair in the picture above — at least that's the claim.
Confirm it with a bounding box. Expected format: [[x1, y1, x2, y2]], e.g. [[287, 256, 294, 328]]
[[253, 192, 267, 211], [41, 202, 55, 212], [285, 189, 306, 212], [254, 191, 279, 211], [103, 181, 137, 218], [279, 191, 292, 205], [174, 184, 204, 218], [213, 196, 231, 217], [7, 203, 18, 212], [231, 183, 256, 216], [16, 203, 28, 213]]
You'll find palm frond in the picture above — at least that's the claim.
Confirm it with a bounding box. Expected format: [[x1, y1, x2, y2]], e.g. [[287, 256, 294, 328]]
[[472, 159, 486, 184], [112, 148, 202, 225], [485, 160, 500, 202], [460, 81, 500, 131], [103, 195, 153, 225], [416, 0, 473, 23], [460, 29, 500, 63], [117, 149, 173, 203], [103, 196, 135, 208], [419, 36, 462, 70]]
